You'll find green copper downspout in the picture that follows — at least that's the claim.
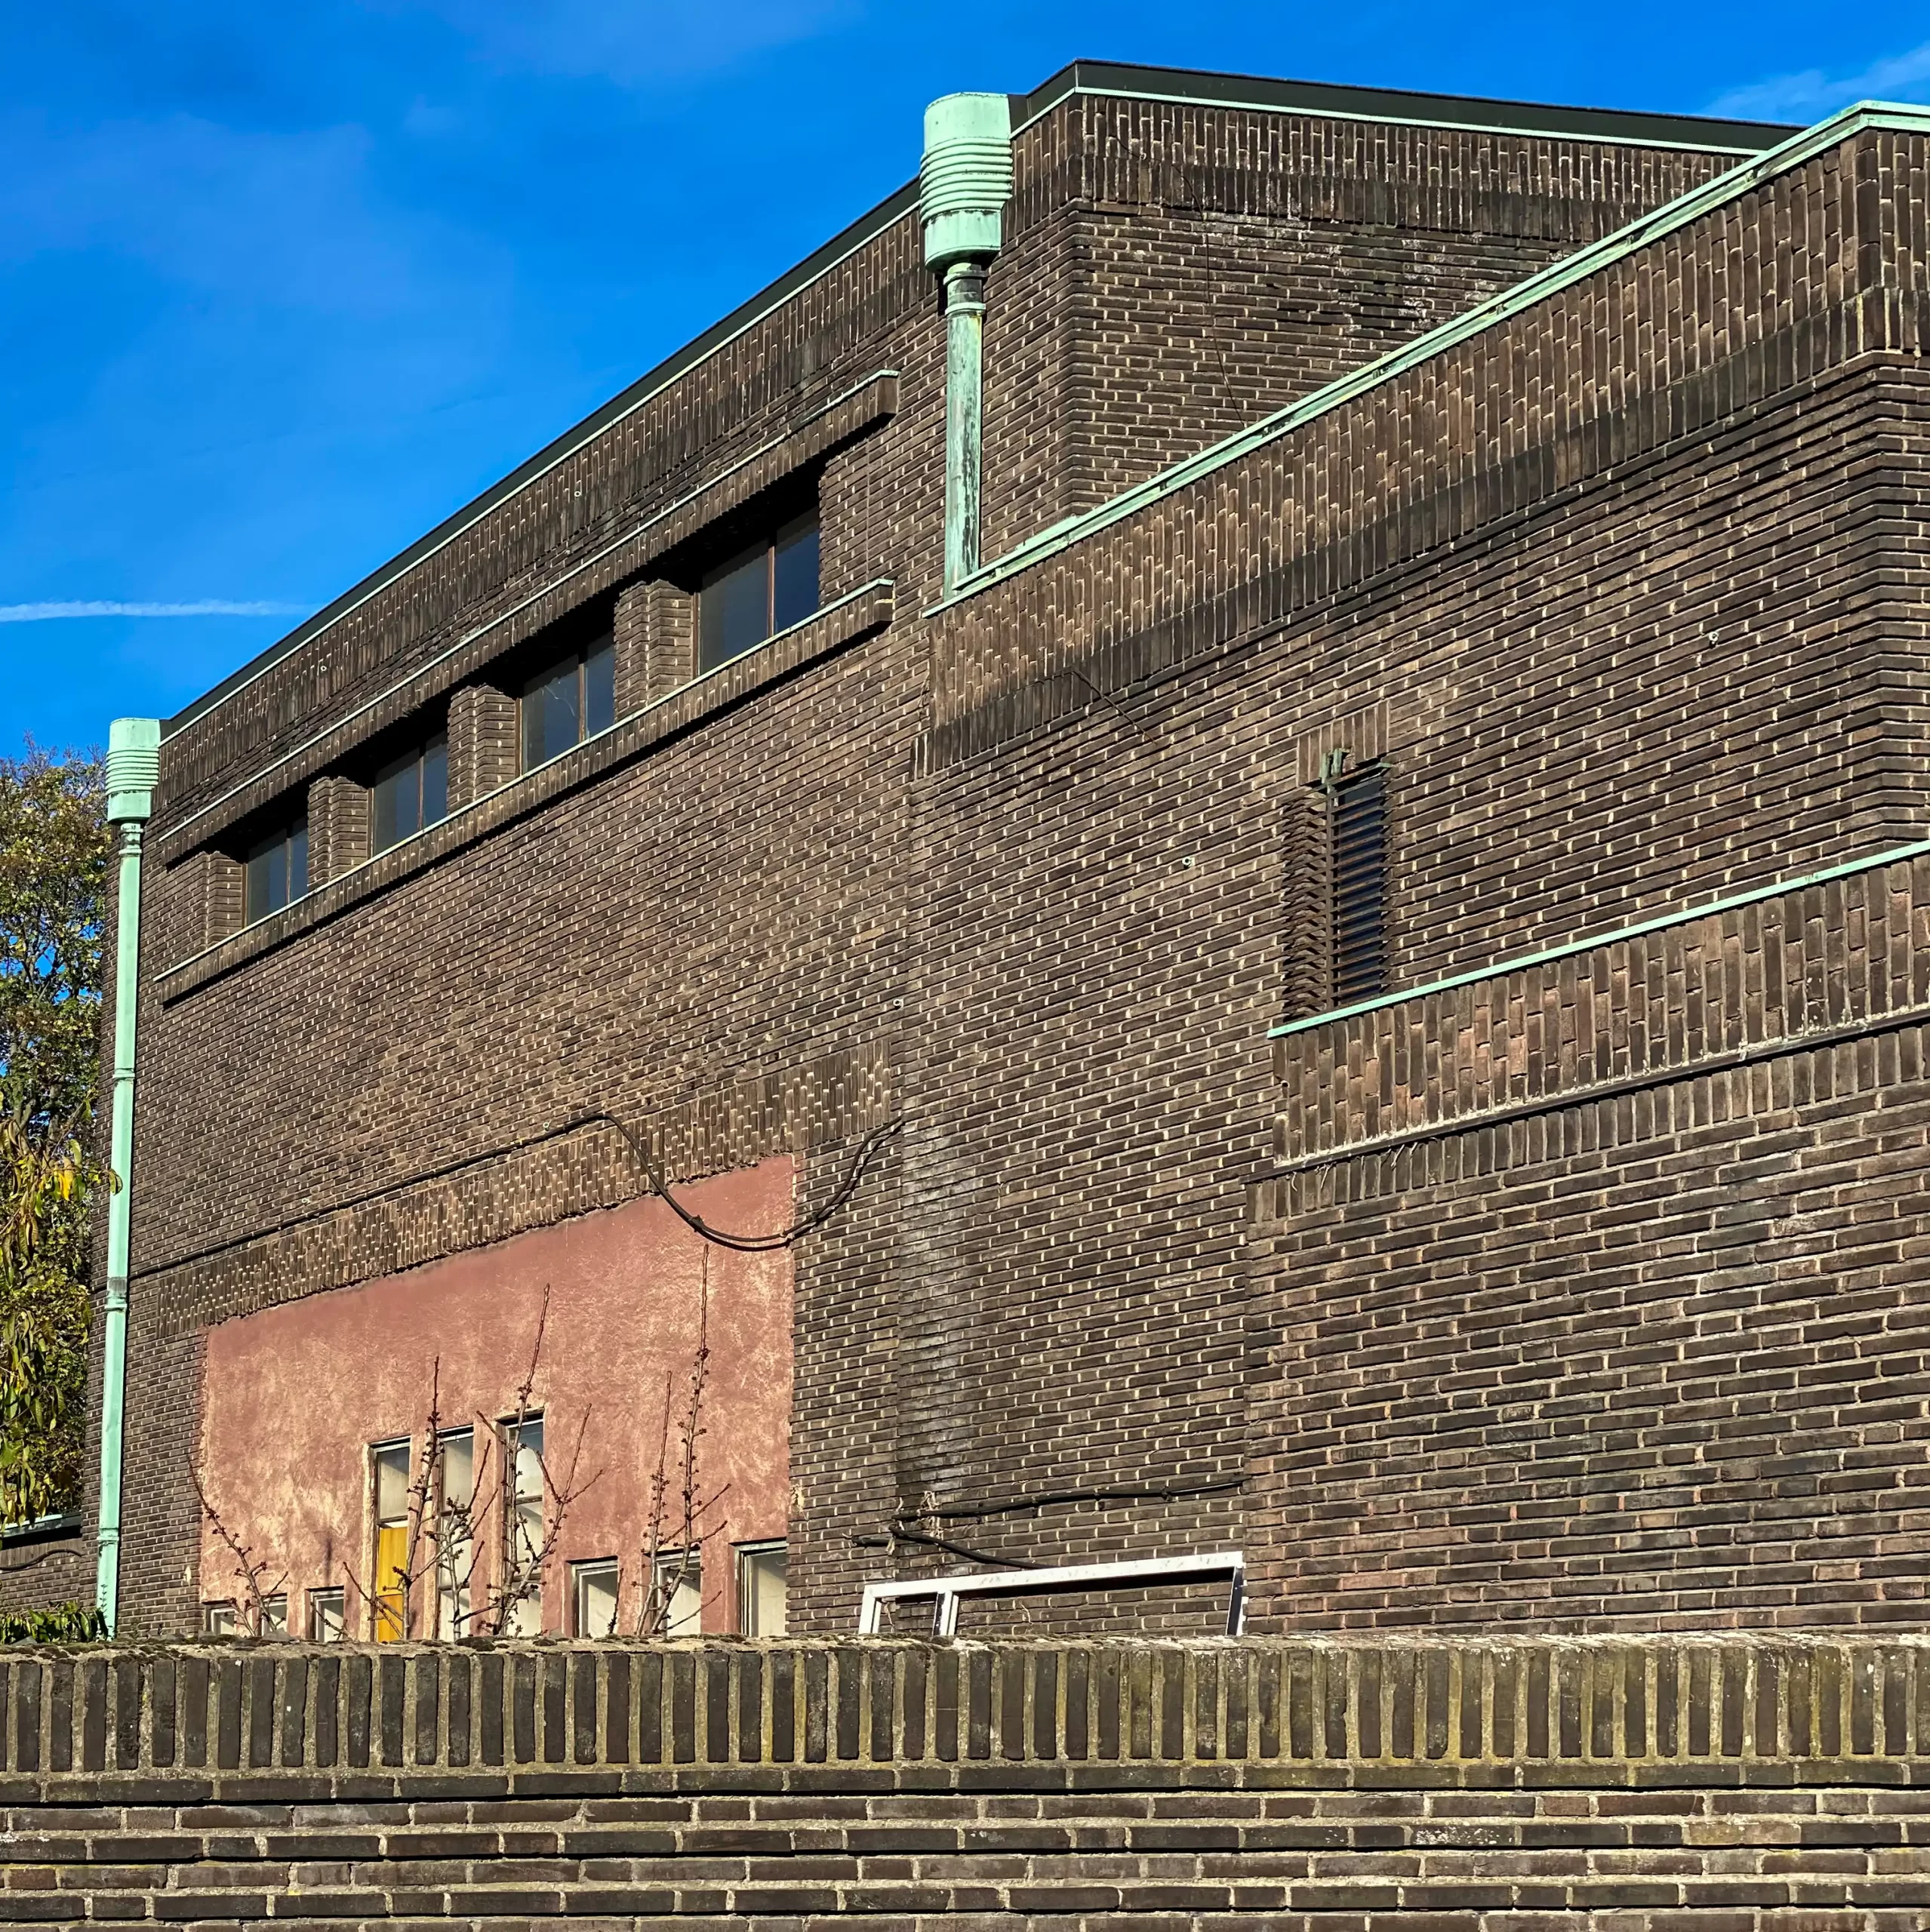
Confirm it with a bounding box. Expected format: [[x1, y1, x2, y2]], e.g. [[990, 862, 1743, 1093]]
[[95, 717, 160, 1635], [919, 93, 1013, 592]]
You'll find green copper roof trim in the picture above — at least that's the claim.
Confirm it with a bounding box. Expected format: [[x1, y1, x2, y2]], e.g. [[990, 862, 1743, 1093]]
[[1269, 835, 1930, 1041], [931, 98, 1930, 618]]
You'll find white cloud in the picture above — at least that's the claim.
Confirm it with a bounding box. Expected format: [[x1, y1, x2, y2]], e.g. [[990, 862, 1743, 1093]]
[[0, 600, 307, 622], [1707, 38, 1930, 122]]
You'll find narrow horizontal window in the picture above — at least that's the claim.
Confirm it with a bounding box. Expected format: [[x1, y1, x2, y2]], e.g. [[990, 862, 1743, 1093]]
[[522, 639, 615, 771], [372, 731, 449, 854], [699, 508, 820, 675], [244, 816, 308, 923]]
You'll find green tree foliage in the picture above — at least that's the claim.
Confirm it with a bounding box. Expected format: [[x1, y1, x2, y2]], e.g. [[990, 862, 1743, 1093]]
[[0, 749, 109, 1523]]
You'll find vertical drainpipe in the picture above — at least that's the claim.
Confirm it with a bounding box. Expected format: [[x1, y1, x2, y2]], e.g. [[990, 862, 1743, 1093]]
[[919, 93, 1014, 592], [94, 717, 160, 1635]]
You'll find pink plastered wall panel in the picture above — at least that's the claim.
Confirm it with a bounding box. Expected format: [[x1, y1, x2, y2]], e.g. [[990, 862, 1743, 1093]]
[[196, 1160, 794, 1638]]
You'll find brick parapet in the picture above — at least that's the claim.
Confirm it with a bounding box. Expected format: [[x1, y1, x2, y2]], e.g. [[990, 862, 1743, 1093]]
[[3, 1635, 1925, 1780]]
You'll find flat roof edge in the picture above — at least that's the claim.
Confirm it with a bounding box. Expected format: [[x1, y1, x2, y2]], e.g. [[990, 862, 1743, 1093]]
[[1011, 60, 1798, 154], [163, 63, 1802, 741]]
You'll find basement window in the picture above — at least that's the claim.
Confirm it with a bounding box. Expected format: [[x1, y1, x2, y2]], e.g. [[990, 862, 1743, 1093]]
[[202, 1601, 237, 1637], [371, 1438, 411, 1641], [736, 1540, 787, 1636], [649, 1550, 703, 1636], [1328, 760, 1389, 1004], [698, 509, 820, 674], [522, 638, 615, 770], [308, 1587, 346, 1641], [244, 815, 308, 923], [572, 1556, 620, 1638], [372, 731, 449, 853]]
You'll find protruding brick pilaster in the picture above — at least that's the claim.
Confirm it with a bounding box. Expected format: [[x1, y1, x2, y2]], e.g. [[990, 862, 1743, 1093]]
[[307, 775, 371, 885], [616, 579, 697, 709], [447, 685, 519, 808], [202, 849, 245, 947]]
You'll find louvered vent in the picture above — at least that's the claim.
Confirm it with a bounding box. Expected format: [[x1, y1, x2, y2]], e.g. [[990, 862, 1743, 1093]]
[[1331, 762, 1388, 1004]]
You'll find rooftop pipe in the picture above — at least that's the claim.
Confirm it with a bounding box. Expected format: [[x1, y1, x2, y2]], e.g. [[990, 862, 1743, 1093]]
[[94, 716, 159, 1635], [919, 94, 1014, 592]]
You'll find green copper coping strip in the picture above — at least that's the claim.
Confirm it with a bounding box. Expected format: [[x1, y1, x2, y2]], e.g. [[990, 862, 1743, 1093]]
[[931, 98, 1930, 618], [1269, 836, 1930, 1041]]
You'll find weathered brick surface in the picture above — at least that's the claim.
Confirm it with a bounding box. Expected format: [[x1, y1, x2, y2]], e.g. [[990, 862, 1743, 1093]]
[[93, 82, 1930, 1652], [2, 1638, 1927, 1924]]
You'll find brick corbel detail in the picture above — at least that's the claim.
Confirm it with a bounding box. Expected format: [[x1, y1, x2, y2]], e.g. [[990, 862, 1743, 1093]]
[[447, 685, 518, 809], [307, 775, 371, 886]]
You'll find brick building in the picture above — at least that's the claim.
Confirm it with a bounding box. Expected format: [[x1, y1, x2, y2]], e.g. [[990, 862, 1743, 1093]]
[[88, 61, 1930, 1644]]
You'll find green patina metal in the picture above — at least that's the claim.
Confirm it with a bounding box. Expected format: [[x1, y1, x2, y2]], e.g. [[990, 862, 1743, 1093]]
[[95, 716, 160, 1635], [928, 97, 1930, 615], [1270, 835, 1930, 1041], [921, 93, 1013, 592]]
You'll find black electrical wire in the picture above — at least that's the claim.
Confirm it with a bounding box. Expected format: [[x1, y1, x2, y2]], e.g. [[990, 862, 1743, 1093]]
[[577, 1109, 900, 1254], [134, 1108, 899, 1280], [854, 1527, 1039, 1570], [902, 1475, 1245, 1524]]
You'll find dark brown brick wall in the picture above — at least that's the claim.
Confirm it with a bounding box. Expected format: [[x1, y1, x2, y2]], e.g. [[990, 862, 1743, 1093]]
[[98, 100, 1930, 1644]]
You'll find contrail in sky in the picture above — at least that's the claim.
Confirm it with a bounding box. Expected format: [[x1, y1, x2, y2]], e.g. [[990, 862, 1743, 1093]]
[[0, 600, 306, 623]]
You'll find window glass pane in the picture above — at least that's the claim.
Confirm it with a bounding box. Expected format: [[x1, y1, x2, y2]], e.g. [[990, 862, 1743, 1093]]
[[288, 820, 308, 900], [737, 1544, 787, 1636], [260, 1594, 288, 1636], [204, 1602, 236, 1636], [436, 1429, 473, 1640], [584, 639, 615, 736], [371, 751, 415, 853], [772, 515, 820, 635], [574, 1558, 620, 1638], [245, 845, 275, 922], [373, 1438, 411, 1641], [421, 733, 448, 826], [654, 1553, 703, 1636], [505, 1417, 544, 1638], [308, 1588, 346, 1641], [699, 542, 770, 674], [523, 660, 580, 768]]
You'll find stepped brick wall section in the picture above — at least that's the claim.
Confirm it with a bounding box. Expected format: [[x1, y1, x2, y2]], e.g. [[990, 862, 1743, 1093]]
[[2, 1636, 1927, 1927], [1248, 853, 1930, 1632]]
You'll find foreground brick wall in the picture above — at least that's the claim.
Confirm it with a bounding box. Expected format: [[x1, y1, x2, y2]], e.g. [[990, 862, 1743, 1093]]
[[3, 1635, 1928, 1926]]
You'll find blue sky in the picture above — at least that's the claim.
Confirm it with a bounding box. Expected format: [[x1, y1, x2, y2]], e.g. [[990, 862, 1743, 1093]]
[[5, 2, 1928, 755]]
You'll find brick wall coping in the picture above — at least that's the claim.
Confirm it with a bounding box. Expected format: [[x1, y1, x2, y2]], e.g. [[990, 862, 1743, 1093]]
[[2, 1635, 1925, 1783], [159, 368, 899, 853], [1271, 833, 1930, 1040], [931, 98, 1930, 617]]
